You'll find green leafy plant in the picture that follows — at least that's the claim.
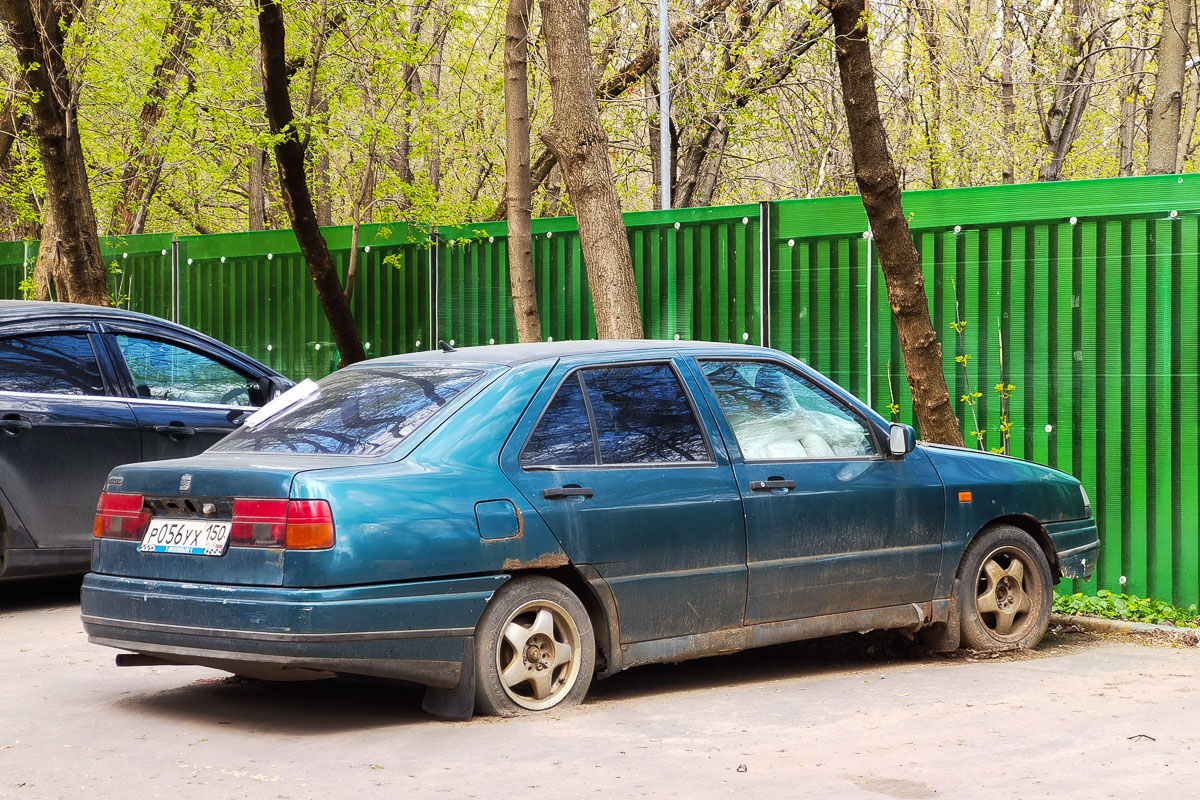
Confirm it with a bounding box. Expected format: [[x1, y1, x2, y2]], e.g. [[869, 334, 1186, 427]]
[[1053, 590, 1200, 628]]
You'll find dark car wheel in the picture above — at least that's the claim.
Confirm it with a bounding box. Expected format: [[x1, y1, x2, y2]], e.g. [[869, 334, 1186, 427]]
[[474, 576, 595, 716], [957, 525, 1053, 651]]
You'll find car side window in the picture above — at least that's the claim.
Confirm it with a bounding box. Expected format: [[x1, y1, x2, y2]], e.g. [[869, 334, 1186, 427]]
[[522, 363, 711, 468], [0, 333, 105, 396], [584, 364, 710, 464], [116, 334, 258, 407], [521, 375, 596, 467], [701, 360, 877, 461]]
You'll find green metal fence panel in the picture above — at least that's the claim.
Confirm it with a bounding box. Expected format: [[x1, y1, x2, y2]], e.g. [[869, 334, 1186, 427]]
[[772, 174, 1200, 605], [1, 174, 1198, 606], [177, 223, 430, 379], [436, 204, 763, 347]]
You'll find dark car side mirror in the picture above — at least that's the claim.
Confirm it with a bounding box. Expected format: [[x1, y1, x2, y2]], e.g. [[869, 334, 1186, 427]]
[[257, 376, 295, 405], [888, 423, 916, 457]]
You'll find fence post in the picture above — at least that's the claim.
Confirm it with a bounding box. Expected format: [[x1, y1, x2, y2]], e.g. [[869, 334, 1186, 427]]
[[428, 227, 439, 350], [170, 238, 180, 323], [758, 201, 773, 348]]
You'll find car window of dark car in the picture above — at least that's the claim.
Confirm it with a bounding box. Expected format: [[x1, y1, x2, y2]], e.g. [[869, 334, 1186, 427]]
[[0, 333, 105, 396], [210, 365, 485, 456], [116, 335, 257, 407], [701, 360, 877, 460], [520, 375, 596, 467]]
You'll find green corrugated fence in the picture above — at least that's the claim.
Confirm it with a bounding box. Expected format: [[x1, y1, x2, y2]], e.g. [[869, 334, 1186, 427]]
[[1, 174, 1197, 606]]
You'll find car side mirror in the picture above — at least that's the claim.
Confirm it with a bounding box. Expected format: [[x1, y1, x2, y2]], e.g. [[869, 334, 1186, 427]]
[[888, 423, 916, 457], [257, 376, 295, 405]]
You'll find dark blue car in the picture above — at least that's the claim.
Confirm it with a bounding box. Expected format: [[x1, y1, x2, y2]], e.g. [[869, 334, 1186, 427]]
[[0, 301, 290, 579], [81, 341, 1098, 717]]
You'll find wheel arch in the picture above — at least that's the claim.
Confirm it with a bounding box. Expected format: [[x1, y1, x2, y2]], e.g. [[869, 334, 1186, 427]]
[[501, 564, 619, 677], [966, 514, 1061, 581]]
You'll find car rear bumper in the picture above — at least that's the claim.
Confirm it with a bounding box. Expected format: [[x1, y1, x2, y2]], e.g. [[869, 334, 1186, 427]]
[[1046, 517, 1100, 580], [81, 572, 508, 688]]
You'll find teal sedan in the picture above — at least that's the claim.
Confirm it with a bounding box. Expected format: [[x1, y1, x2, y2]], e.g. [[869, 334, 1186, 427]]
[[81, 341, 1099, 718]]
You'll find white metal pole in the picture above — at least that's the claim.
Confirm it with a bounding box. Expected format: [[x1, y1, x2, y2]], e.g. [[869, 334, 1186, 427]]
[[659, 0, 671, 210]]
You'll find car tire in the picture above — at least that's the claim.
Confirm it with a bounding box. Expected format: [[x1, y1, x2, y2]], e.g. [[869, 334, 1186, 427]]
[[957, 525, 1053, 651], [474, 576, 595, 717]]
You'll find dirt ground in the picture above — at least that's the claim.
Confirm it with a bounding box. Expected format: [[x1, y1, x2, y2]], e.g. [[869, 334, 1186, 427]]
[[2, 576, 1198, 799]]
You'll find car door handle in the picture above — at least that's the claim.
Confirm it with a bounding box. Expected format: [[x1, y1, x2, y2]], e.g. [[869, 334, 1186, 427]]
[[750, 479, 796, 492], [0, 415, 32, 433], [153, 424, 196, 438], [542, 487, 594, 500]]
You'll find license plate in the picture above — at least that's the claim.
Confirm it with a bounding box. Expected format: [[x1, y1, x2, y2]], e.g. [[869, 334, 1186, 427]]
[[140, 517, 231, 556]]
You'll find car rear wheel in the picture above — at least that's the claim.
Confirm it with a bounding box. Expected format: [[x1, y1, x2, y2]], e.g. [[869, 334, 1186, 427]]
[[957, 525, 1053, 651], [474, 576, 595, 716]]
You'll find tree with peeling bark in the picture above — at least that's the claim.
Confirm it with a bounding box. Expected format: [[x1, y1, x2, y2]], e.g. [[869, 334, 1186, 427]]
[[505, 0, 542, 343], [819, 0, 963, 446], [255, 0, 365, 365], [538, 0, 642, 340], [1147, 0, 1192, 174], [0, 0, 109, 305]]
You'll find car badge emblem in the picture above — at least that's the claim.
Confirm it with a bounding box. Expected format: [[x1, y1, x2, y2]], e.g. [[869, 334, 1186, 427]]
[[180, 474, 192, 494]]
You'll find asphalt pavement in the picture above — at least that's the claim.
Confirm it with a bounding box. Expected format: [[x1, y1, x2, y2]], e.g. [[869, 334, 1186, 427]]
[[2, 576, 1198, 799]]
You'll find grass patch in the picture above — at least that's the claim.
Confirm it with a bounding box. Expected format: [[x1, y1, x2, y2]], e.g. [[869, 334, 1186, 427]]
[[1053, 590, 1200, 628]]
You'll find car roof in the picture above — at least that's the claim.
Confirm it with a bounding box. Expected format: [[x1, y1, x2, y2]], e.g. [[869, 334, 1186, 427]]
[[0, 299, 166, 325], [363, 339, 773, 367]]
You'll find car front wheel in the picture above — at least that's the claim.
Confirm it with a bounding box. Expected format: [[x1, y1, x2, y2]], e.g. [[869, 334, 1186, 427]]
[[957, 525, 1053, 651], [474, 576, 595, 716]]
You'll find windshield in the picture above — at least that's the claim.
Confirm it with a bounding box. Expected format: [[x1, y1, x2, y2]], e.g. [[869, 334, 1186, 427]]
[[210, 365, 486, 456]]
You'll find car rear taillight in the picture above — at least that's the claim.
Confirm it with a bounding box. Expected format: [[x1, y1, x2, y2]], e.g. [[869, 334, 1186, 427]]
[[283, 500, 336, 550], [94, 493, 150, 540], [231, 499, 335, 550]]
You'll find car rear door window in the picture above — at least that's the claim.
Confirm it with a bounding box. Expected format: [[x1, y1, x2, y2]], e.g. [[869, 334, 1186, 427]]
[[0, 333, 105, 396], [521, 375, 596, 467], [701, 360, 877, 460], [116, 335, 257, 407], [522, 363, 709, 468], [585, 365, 709, 464]]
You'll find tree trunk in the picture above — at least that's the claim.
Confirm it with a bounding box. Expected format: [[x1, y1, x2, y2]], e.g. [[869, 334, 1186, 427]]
[[822, 0, 963, 446], [248, 147, 266, 230], [999, 0, 1016, 184], [1147, 0, 1192, 174], [428, 19, 449, 194], [491, 0, 735, 221], [1, 0, 110, 306], [914, 1, 945, 189], [391, 1, 428, 210], [505, 0, 542, 343], [1037, 0, 1101, 182], [1118, 28, 1146, 177], [109, 0, 201, 235], [256, 0, 365, 365], [1177, 66, 1200, 168], [538, 0, 641, 339]]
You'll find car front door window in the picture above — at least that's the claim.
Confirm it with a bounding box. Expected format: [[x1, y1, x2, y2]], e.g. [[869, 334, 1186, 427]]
[[700, 360, 876, 460], [116, 335, 256, 407]]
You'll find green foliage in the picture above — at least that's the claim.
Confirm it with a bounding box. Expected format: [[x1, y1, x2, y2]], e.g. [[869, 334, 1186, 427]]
[[1054, 590, 1200, 628]]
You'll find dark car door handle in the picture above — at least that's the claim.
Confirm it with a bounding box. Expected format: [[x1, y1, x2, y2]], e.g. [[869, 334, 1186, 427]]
[[542, 487, 594, 500], [0, 415, 32, 433], [153, 424, 196, 438], [750, 479, 796, 492]]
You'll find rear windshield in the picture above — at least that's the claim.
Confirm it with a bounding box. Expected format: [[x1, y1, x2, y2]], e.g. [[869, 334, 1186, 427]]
[[210, 365, 485, 456]]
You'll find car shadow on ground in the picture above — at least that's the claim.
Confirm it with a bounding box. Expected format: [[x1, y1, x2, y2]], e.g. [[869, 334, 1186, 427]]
[[0, 575, 83, 612], [113, 627, 1105, 734]]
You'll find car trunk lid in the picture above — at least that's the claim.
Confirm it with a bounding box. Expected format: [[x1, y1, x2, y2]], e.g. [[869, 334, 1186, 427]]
[[91, 452, 370, 586]]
